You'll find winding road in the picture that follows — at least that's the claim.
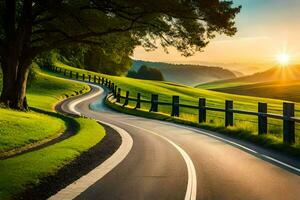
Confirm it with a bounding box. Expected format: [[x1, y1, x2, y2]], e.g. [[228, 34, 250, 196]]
[[56, 83, 300, 200]]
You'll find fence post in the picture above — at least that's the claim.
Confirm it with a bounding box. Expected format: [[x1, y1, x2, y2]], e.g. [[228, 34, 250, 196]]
[[258, 102, 268, 135], [199, 98, 206, 123], [64, 69, 67, 76], [101, 77, 104, 85], [171, 96, 180, 117], [76, 72, 79, 80], [93, 75, 96, 83], [150, 94, 158, 112], [88, 75, 91, 82], [111, 83, 115, 93], [114, 86, 117, 97], [82, 74, 85, 81], [225, 100, 233, 127], [135, 93, 141, 109], [108, 80, 111, 89], [117, 88, 121, 103], [69, 71, 72, 78], [98, 77, 101, 84], [123, 91, 129, 106], [283, 102, 295, 144], [105, 79, 108, 86]]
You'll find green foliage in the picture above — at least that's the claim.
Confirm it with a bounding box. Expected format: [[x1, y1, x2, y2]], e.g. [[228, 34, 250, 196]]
[[127, 65, 164, 81], [0, 0, 241, 109], [57, 33, 135, 76], [0, 0, 241, 56]]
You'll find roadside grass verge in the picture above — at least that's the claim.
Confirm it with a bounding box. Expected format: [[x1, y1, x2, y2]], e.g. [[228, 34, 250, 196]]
[[0, 66, 107, 199], [0, 66, 89, 153], [106, 99, 300, 157], [0, 118, 105, 200]]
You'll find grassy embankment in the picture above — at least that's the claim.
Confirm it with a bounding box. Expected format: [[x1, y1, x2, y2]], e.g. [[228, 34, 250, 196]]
[[52, 62, 300, 155], [0, 65, 106, 199]]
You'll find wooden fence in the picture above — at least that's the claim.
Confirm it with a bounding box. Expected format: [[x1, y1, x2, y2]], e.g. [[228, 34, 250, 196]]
[[48, 65, 299, 145]]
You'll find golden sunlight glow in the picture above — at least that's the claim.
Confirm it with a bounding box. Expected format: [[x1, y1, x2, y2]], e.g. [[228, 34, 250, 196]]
[[277, 53, 290, 66]]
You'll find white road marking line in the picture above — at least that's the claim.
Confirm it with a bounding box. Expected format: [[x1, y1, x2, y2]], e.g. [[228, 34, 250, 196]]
[[111, 108, 300, 174], [117, 121, 197, 200], [68, 86, 103, 116], [153, 120, 300, 174], [88, 83, 300, 174], [48, 88, 133, 200]]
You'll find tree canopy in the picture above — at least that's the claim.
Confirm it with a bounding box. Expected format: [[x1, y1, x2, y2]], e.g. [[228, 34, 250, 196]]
[[0, 0, 241, 109]]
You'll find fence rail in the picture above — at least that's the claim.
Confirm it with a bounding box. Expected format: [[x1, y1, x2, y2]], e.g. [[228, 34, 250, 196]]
[[48, 65, 298, 145]]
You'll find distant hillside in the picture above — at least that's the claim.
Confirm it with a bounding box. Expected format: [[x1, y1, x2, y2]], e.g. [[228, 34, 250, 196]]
[[231, 70, 244, 77], [198, 65, 300, 89], [132, 60, 237, 86], [197, 65, 300, 102]]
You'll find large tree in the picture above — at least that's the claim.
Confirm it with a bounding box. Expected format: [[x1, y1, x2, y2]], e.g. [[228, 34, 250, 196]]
[[0, 0, 241, 110]]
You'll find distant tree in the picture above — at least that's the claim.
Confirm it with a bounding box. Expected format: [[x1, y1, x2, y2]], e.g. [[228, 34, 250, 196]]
[[58, 32, 136, 76], [0, 0, 241, 110], [128, 65, 164, 81], [127, 70, 138, 79]]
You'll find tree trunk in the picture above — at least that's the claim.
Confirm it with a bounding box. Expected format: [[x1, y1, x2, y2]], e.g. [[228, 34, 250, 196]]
[[0, 56, 30, 110]]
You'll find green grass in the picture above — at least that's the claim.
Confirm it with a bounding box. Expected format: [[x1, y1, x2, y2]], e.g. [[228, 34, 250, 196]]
[[200, 80, 300, 103], [0, 65, 106, 199], [52, 62, 300, 149], [0, 108, 65, 152], [0, 67, 89, 153], [0, 118, 105, 200], [199, 80, 255, 90]]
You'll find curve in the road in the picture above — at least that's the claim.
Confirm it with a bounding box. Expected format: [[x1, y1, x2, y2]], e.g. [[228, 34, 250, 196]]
[[60, 83, 197, 200], [49, 80, 300, 200], [49, 104, 133, 199], [118, 121, 197, 200]]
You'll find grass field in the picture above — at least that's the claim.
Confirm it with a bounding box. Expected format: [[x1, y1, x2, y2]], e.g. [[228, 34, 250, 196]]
[[199, 80, 300, 103], [0, 65, 106, 199], [52, 62, 300, 151], [197, 66, 300, 102]]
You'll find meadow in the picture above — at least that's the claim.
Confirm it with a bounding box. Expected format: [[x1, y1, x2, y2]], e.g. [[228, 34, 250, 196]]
[[200, 80, 300, 103]]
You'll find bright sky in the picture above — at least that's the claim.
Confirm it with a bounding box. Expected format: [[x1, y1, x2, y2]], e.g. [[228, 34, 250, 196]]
[[133, 0, 300, 74]]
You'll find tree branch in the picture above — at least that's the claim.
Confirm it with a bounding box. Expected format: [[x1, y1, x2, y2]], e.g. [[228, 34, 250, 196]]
[[33, 15, 57, 25], [31, 22, 144, 57]]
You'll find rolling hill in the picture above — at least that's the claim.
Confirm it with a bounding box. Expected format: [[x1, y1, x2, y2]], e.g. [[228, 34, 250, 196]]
[[132, 60, 238, 86], [197, 65, 300, 102]]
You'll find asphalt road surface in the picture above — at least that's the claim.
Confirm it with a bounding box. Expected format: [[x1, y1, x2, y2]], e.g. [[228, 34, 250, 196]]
[[60, 83, 300, 200]]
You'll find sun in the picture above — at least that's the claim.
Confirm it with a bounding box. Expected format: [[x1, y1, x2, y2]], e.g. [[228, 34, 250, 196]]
[[277, 53, 290, 66]]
